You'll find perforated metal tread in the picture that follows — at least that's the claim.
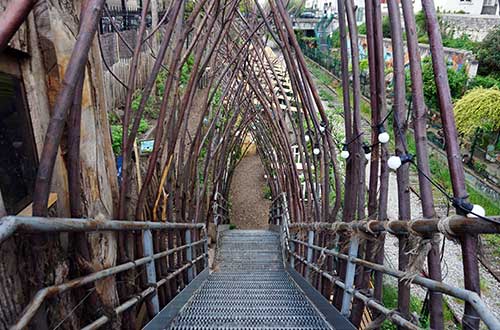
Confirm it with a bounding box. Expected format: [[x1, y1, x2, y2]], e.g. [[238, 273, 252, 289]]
[[168, 230, 333, 330]]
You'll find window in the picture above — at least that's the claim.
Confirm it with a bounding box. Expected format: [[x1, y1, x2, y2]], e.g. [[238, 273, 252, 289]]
[[0, 72, 38, 214]]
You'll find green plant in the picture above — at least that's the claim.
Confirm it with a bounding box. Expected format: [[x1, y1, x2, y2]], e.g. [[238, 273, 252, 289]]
[[263, 185, 272, 200], [476, 26, 500, 77], [469, 75, 500, 89], [421, 57, 468, 110], [229, 223, 237, 230], [454, 88, 500, 138], [358, 23, 367, 35], [110, 119, 150, 155], [382, 15, 392, 39]]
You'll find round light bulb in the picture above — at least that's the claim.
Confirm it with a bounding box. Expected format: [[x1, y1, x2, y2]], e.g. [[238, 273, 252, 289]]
[[340, 150, 350, 159], [388, 155, 402, 170], [467, 204, 486, 218], [313, 148, 320, 155], [319, 126, 326, 133], [378, 132, 390, 144], [365, 152, 371, 161], [264, 174, 268, 179], [305, 135, 310, 142]]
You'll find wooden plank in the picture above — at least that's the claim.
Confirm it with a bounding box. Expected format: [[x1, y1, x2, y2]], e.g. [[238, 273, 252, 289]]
[[17, 193, 58, 216]]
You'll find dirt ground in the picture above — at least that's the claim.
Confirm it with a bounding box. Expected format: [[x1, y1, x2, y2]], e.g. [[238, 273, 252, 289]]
[[229, 148, 271, 229]]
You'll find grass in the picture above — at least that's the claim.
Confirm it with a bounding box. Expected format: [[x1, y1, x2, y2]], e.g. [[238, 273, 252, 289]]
[[381, 284, 457, 330]]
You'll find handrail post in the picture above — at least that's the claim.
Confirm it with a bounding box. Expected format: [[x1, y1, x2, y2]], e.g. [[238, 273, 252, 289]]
[[290, 239, 295, 268], [142, 229, 160, 314], [305, 230, 315, 281], [203, 226, 209, 269], [341, 235, 359, 316], [185, 229, 194, 282]]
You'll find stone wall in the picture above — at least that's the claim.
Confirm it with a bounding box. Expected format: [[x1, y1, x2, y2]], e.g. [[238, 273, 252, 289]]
[[440, 14, 500, 42]]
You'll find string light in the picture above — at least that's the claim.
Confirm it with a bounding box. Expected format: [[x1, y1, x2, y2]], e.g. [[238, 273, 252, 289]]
[[319, 122, 326, 134], [340, 144, 349, 159], [388, 154, 413, 170], [377, 125, 390, 144], [363, 143, 371, 161], [305, 134, 310, 142], [313, 144, 321, 155]]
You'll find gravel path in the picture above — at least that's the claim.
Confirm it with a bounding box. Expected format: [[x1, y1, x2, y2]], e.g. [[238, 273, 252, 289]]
[[229, 149, 271, 229]]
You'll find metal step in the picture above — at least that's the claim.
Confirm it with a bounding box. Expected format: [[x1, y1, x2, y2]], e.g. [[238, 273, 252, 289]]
[[167, 230, 333, 329]]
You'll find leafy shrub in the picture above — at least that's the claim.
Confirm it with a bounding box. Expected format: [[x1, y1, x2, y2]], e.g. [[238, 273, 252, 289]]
[[454, 87, 500, 137], [469, 75, 500, 89], [421, 57, 468, 110], [476, 26, 500, 77]]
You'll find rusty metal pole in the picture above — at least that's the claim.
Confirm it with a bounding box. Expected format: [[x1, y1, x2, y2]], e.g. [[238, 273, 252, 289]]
[[421, 0, 480, 329], [400, 0, 444, 327]]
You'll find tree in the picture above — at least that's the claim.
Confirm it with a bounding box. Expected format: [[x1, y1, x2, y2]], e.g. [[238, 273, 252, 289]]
[[454, 88, 500, 138], [476, 26, 500, 77]]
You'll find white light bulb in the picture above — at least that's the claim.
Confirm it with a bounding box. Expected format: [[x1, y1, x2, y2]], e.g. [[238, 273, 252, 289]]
[[305, 135, 310, 142], [388, 155, 402, 170], [264, 174, 268, 179], [313, 148, 320, 155], [365, 152, 371, 161], [378, 132, 390, 144], [467, 204, 486, 218], [319, 126, 326, 133], [340, 150, 350, 159]]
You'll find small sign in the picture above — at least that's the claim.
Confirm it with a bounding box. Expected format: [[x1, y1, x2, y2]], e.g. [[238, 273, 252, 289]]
[[139, 139, 155, 155]]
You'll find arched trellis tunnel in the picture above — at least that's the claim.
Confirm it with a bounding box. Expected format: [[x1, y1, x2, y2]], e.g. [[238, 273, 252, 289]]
[[0, 0, 499, 329]]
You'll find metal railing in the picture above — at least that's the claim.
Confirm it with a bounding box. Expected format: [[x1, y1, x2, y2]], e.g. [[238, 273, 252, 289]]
[[0, 215, 208, 330], [271, 195, 500, 330], [213, 191, 230, 225]]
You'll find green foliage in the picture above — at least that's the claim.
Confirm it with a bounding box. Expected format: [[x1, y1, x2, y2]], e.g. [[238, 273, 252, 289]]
[[381, 285, 429, 330], [229, 223, 237, 230], [359, 59, 369, 73], [330, 29, 341, 49], [421, 58, 468, 110], [454, 88, 500, 137], [263, 185, 272, 200], [415, 10, 427, 38], [382, 15, 392, 39], [358, 23, 367, 35], [110, 119, 150, 155], [442, 34, 477, 51], [476, 26, 500, 77], [180, 55, 195, 86], [319, 88, 335, 102], [469, 75, 500, 89]]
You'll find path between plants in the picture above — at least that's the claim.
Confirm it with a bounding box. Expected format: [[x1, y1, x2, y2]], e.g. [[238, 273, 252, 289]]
[[229, 148, 271, 229]]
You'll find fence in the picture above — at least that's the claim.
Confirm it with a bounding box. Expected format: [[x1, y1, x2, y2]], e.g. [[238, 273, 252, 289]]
[[270, 194, 500, 330], [0, 215, 208, 329]]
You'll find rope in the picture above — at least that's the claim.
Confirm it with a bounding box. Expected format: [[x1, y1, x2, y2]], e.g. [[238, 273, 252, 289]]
[[437, 216, 459, 243], [401, 233, 439, 285]]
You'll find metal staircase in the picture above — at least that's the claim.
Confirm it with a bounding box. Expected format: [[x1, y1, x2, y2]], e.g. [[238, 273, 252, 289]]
[[152, 229, 335, 329]]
